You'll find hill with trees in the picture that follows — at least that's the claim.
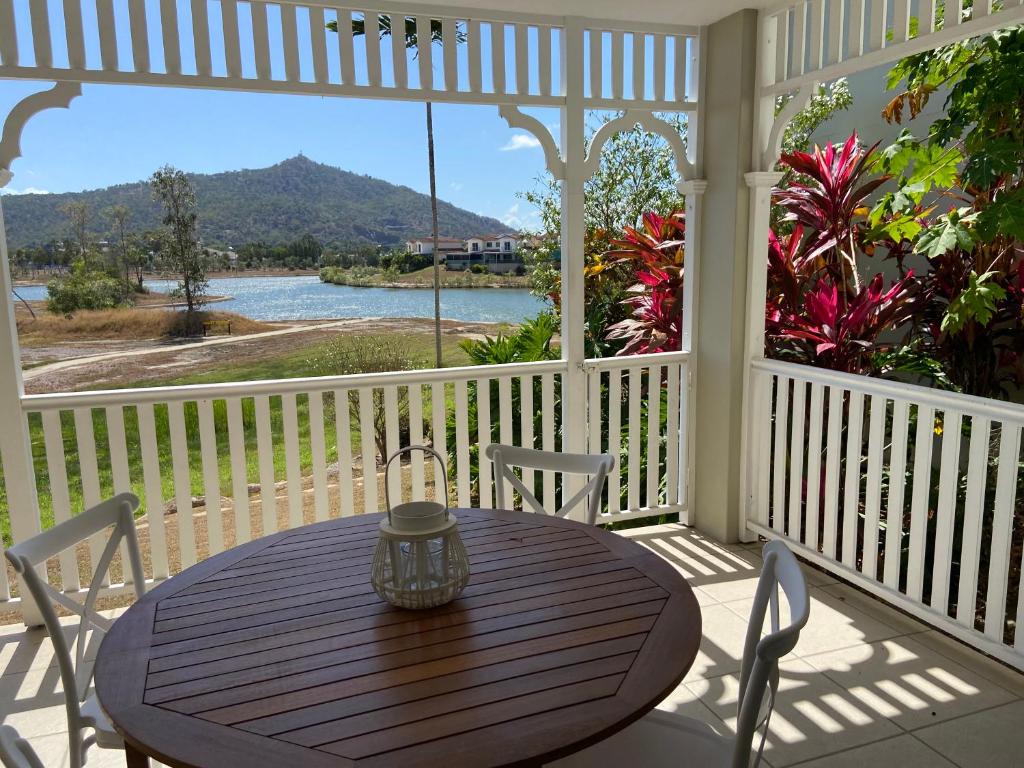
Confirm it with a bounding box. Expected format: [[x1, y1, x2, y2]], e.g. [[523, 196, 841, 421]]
[[1, 155, 506, 250]]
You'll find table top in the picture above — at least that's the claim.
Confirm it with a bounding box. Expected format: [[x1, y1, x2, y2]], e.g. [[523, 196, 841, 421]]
[[96, 508, 702, 768]]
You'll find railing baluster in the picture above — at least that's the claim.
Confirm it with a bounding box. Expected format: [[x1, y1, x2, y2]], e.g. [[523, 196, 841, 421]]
[[408, 384, 425, 501], [42, 411, 78, 590], [383, 385, 401, 503], [521, 375, 535, 495], [826, 0, 844, 64], [250, 1, 271, 79], [497, 377, 513, 504], [73, 407, 106, 585], [821, 386, 843, 558], [167, 401, 197, 569], [957, 416, 991, 626], [883, 399, 909, 589], [127, 0, 149, 72], [281, 392, 303, 528], [807, 0, 824, 71], [308, 391, 329, 522], [280, 3, 299, 82], [627, 367, 641, 511], [358, 387, 377, 515], [754, 370, 771, 526], [431, 382, 447, 500], [160, 0, 181, 75], [514, 23, 528, 94], [984, 422, 1020, 640], [611, 30, 624, 100], [191, 0, 212, 76], [64, 0, 86, 70], [365, 12, 383, 87], [333, 389, 354, 517], [587, 368, 601, 462], [541, 373, 555, 513], [787, 379, 806, 539], [847, 0, 865, 58], [253, 394, 276, 535], [653, 34, 666, 101], [791, 1, 806, 76], [632, 32, 645, 100], [868, 0, 886, 50], [892, 0, 911, 42], [390, 13, 408, 88], [308, 6, 327, 84], [137, 404, 169, 579], [29, 0, 53, 68], [805, 383, 824, 551], [841, 391, 864, 567], [589, 30, 602, 100], [665, 362, 681, 507], [441, 17, 457, 90], [861, 394, 886, 579], [931, 410, 963, 614], [477, 377, 493, 508], [105, 404, 133, 582], [675, 35, 689, 101], [454, 380, 471, 507], [338, 9, 355, 84], [771, 376, 790, 534], [468, 19, 482, 92], [538, 25, 551, 96], [221, 0, 241, 78], [196, 399, 223, 556], [906, 405, 935, 601], [944, 0, 962, 26], [416, 15, 432, 90], [96, 0, 118, 70], [0, 0, 19, 66], [491, 21, 505, 93], [607, 369, 622, 515], [645, 365, 661, 508], [225, 397, 250, 544]]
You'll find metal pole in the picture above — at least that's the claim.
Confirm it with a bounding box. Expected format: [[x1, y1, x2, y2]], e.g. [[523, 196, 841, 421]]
[[426, 101, 442, 369]]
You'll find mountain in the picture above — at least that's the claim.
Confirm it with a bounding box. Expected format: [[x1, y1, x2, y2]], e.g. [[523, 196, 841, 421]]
[[1, 156, 509, 250]]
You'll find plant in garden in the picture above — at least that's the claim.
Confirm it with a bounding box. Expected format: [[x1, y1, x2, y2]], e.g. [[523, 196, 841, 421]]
[[602, 211, 686, 355]]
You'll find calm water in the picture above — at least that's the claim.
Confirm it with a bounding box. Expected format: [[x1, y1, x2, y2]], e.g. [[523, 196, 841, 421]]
[[14, 275, 545, 323]]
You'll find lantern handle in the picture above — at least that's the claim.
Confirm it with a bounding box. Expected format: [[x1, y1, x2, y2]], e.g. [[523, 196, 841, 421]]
[[384, 445, 451, 523]]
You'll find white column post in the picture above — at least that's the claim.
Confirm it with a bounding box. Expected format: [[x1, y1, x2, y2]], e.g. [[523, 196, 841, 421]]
[[739, 171, 783, 539], [0, 190, 44, 626], [559, 17, 588, 518], [678, 180, 706, 523]]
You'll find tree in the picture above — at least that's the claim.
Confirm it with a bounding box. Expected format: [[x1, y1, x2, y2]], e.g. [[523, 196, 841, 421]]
[[60, 201, 90, 264], [150, 166, 207, 319], [103, 204, 135, 300]]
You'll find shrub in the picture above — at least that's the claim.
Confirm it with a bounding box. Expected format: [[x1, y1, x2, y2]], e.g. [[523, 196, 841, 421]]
[[46, 267, 125, 317], [469, 264, 488, 274]]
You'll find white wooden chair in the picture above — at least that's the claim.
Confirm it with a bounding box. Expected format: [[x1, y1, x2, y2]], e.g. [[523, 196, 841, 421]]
[[484, 444, 615, 525], [551, 539, 810, 768], [0, 726, 44, 768], [4, 493, 146, 768]]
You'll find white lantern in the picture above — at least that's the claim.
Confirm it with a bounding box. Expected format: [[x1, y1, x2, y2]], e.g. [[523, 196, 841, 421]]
[[371, 445, 470, 610]]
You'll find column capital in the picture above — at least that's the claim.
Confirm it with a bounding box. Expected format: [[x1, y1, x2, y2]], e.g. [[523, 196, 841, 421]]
[[678, 179, 708, 195], [744, 171, 784, 189]]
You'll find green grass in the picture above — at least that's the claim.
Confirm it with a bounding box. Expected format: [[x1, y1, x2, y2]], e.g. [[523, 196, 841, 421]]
[[1, 332, 474, 545]]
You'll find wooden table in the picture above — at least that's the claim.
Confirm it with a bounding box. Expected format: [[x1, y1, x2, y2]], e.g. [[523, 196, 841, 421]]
[[96, 508, 702, 768]]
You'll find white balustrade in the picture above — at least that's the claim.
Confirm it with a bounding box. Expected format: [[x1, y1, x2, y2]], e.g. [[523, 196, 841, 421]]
[[748, 358, 1024, 671]]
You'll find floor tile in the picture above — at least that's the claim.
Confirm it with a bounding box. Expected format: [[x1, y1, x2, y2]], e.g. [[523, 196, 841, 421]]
[[914, 700, 1024, 768], [817, 582, 929, 637], [909, 629, 1024, 698], [683, 604, 751, 682], [689, 658, 903, 767], [786, 733, 956, 767], [801, 634, 1016, 729]]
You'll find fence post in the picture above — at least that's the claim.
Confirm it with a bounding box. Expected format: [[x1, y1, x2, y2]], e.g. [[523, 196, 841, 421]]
[[0, 195, 44, 627]]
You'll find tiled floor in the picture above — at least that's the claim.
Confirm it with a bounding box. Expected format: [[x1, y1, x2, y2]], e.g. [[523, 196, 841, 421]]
[[1, 523, 1022, 767]]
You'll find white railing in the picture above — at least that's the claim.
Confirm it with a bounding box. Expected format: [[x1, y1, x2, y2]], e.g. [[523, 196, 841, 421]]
[[747, 358, 1024, 670], [0, 0, 699, 110], [762, 0, 1024, 94], [1, 352, 689, 610]]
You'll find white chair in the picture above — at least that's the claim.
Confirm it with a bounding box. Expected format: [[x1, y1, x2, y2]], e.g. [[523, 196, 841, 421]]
[[552, 539, 810, 768], [0, 726, 44, 768], [4, 493, 146, 768], [484, 444, 615, 525]]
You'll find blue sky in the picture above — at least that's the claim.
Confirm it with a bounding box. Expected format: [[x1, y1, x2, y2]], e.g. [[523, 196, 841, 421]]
[[0, 80, 554, 230]]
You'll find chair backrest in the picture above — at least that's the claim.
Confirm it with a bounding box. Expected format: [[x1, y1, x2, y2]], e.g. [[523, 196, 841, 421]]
[[0, 726, 44, 768], [484, 444, 615, 525], [731, 539, 810, 768], [4, 493, 144, 747]]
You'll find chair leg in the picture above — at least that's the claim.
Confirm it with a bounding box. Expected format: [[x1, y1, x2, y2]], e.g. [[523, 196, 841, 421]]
[[125, 743, 150, 768]]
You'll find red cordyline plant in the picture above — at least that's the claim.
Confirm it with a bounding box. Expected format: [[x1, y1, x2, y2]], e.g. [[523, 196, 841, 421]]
[[602, 211, 686, 355], [774, 132, 888, 296]]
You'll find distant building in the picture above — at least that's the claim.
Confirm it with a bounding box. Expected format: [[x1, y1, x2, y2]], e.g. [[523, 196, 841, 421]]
[[405, 237, 466, 258], [447, 233, 523, 274]]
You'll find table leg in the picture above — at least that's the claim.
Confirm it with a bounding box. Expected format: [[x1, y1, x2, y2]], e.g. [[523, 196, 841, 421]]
[[125, 743, 150, 768]]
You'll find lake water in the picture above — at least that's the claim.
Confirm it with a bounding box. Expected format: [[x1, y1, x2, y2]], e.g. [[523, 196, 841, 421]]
[[14, 275, 545, 324]]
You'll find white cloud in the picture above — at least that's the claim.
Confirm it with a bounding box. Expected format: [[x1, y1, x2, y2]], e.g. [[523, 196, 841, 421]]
[[500, 202, 541, 230], [500, 134, 542, 152], [450, 181, 464, 192], [0, 186, 50, 195]]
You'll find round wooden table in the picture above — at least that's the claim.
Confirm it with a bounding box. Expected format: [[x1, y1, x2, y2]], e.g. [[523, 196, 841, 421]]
[[96, 508, 702, 768]]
